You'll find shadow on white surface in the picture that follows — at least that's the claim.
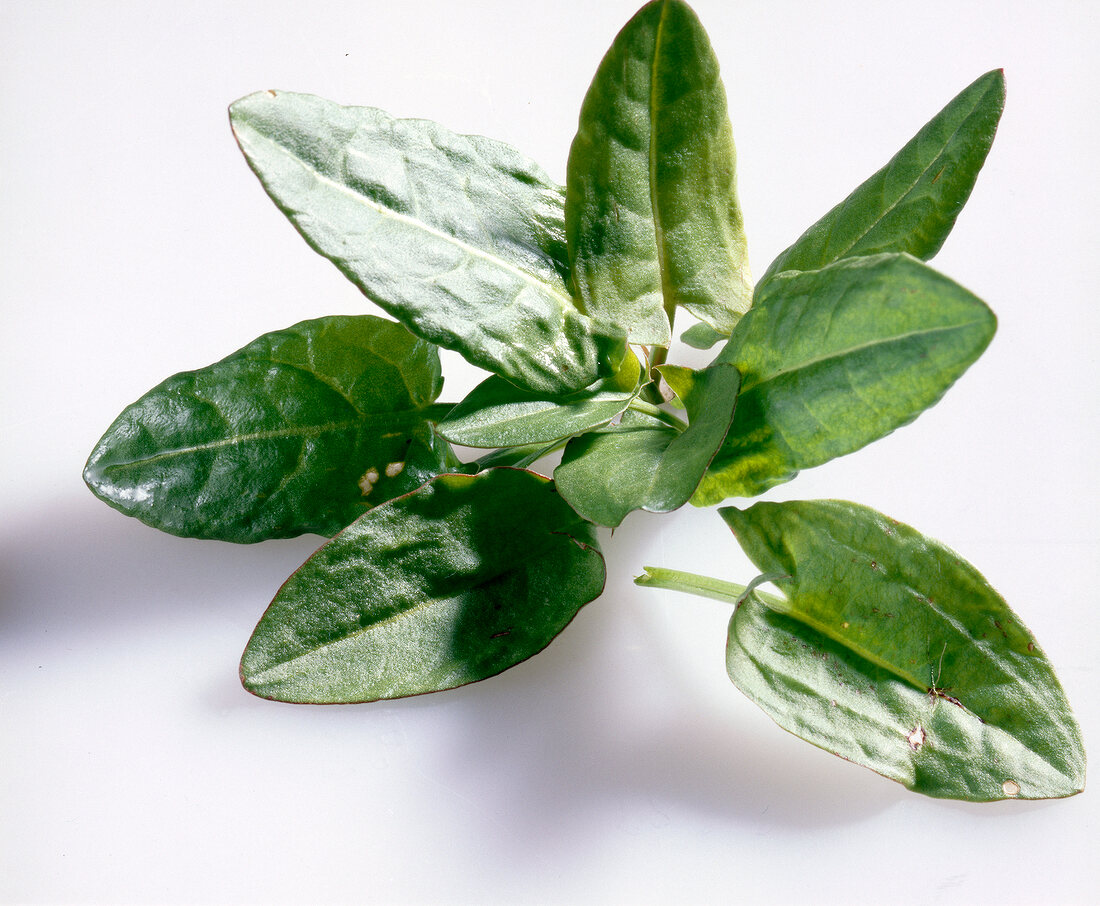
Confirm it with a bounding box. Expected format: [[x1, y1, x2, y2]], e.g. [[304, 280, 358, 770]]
[[2, 493, 912, 840]]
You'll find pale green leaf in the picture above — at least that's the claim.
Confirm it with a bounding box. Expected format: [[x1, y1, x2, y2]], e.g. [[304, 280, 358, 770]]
[[230, 90, 626, 394], [566, 0, 752, 346]]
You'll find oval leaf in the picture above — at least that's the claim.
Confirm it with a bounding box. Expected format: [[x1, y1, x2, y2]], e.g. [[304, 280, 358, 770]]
[[240, 469, 606, 703], [761, 70, 1005, 285], [555, 362, 739, 527], [694, 253, 995, 505], [84, 315, 451, 542], [566, 0, 752, 346], [721, 500, 1085, 801], [230, 90, 626, 394]]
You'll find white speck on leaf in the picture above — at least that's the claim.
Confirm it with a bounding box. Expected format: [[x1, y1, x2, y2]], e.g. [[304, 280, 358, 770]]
[[385, 461, 405, 477], [907, 725, 925, 750], [1002, 779, 1020, 797]]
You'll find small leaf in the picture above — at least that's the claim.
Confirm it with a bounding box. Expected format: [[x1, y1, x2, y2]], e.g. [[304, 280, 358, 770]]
[[240, 469, 606, 703], [566, 0, 752, 346], [437, 352, 641, 448], [694, 253, 995, 505], [84, 315, 451, 542], [681, 321, 728, 350], [555, 362, 739, 527], [760, 70, 1005, 285], [721, 499, 1085, 801], [230, 91, 626, 394]]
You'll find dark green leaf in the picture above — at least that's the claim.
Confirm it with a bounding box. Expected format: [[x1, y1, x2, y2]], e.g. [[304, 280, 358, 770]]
[[761, 70, 1005, 285], [555, 362, 739, 526], [566, 0, 752, 346], [694, 253, 995, 505], [84, 315, 451, 542], [721, 499, 1085, 801], [240, 469, 606, 703], [230, 90, 626, 394], [437, 351, 640, 448]]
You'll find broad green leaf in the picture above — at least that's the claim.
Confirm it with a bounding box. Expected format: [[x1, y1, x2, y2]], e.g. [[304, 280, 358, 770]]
[[84, 315, 452, 542], [437, 351, 641, 448], [555, 362, 740, 526], [230, 90, 626, 394], [566, 0, 752, 346], [761, 70, 1005, 285], [681, 321, 728, 350], [240, 469, 606, 703], [719, 500, 1085, 801], [693, 253, 995, 505]]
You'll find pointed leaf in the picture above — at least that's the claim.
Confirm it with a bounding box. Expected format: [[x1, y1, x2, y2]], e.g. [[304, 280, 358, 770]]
[[566, 0, 752, 346], [721, 500, 1085, 801], [230, 90, 626, 394], [694, 253, 995, 505], [437, 351, 640, 448], [240, 469, 606, 703], [555, 362, 739, 526], [761, 70, 1005, 285], [681, 321, 728, 350], [84, 315, 451, 542]]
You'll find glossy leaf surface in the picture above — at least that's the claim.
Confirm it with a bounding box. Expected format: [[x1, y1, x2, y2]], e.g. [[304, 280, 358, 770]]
[[555, 362, 739, 526], [241, 469, 606, 703], [231, 90, 626, 394], [720, 499, 1085, 800], [437, 352, 640, 448], [566, 0, 751, 346], [694, 253, 995, 505], [84, 315, 450, 542], [761, 70, 1004, 285]]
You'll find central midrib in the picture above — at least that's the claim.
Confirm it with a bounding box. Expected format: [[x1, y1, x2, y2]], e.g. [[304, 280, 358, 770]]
[[238, 118, 575, 312], [247, 525, 592, 685], [739, 318, 987, 395], [103, 409, 427, 471], [648, 0, 674, 326]]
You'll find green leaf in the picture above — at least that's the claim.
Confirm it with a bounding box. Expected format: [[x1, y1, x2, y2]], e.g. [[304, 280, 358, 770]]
[[555, 362, 740, 527], [719, 499, 1085, 801], [760, 70, 1005, 285], [681, 321, 728, 350], [694, 253, 995, 505], [438, 376, 635, 449], [240, 469, 606, 703], [437, 350, 641, 448], [83, 315, 451, 542], [566, 0, 752, 346], [230, 90, 626, 394]]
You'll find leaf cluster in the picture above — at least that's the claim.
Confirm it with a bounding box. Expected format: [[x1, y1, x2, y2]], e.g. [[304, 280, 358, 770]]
[[84, 1, 1083, 801]]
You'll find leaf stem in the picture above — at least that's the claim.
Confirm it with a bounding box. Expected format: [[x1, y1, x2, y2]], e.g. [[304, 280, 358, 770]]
[[627, 398, 686, 431], [634, 566, 748, 604], [640, 345, 669, 404]]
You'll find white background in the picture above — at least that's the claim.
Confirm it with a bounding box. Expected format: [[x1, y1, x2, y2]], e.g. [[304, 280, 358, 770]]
[[3, 1, 1098, 903]]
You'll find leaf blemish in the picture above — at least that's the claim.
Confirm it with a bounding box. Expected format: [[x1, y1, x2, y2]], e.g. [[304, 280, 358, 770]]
[[358, 467, 381, 495], [907, 725, 925, 750], [1002, 779, 1021, 797], [385, 461, 405, 477]]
